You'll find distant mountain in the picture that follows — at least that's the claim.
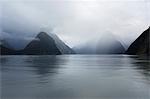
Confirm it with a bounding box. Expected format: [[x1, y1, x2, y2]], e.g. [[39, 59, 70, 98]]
[[1, 32, 74, 55], [23, 32, 61, 55], [73, 32, 125, 54], [0, 40, 22, 55], [126, 27, 150, 56], [0, 44, 15, 55]]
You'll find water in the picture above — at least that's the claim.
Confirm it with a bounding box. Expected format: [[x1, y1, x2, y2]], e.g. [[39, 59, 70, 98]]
[[1, 55, 150, 99]]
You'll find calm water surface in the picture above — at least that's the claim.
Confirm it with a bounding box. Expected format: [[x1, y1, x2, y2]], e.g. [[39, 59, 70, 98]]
[[1, 55, 150, 99]]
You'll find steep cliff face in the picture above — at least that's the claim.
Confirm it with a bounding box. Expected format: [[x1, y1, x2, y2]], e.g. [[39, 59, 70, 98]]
[[23, 32, 61, 55], [48, 33, 75, 54], [126, 27, 150, 55]]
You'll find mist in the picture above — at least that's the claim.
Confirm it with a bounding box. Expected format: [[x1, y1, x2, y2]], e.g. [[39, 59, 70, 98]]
[[1, 0, 150, 49]]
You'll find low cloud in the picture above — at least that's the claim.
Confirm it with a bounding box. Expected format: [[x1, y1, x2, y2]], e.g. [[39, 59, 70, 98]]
[[1, 0, 150, 48]]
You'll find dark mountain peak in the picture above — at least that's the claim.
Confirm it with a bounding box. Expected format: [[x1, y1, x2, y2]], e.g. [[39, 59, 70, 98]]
[[36, 32, 49, 39], [36, 31, 75, 54], [23, 32, 61, 55], [126, 27, 150, 55]]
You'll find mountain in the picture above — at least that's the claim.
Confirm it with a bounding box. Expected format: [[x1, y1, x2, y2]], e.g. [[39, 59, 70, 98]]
[[48, 33, 75, 54], [0, 40, 22, 55], [1, 32, 74, 55], [126, 27, 150, 55], [73, 32, 125, 54], [23, 32, 61, 55], [0, 44, 15, 55]]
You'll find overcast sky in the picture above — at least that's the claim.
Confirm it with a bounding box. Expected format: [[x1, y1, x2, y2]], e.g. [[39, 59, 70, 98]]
[[1, 0, 150, 48]]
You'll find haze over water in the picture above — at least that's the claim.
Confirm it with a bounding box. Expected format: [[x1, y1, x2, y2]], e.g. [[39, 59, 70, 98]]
[[1, 55, 150, 99]]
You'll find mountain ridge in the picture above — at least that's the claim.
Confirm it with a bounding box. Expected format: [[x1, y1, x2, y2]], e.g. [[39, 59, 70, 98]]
[[0, 32, 74, 55], [126, 27, 150, 55]]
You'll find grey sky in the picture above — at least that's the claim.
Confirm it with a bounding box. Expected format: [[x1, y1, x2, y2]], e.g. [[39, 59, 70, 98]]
[[1, 0, 150, 48]]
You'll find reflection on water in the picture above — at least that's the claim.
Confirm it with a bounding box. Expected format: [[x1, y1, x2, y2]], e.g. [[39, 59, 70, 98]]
[[131, 56, 150, 83], [1, 55, 150, 99], [26, 56, 66, 82]]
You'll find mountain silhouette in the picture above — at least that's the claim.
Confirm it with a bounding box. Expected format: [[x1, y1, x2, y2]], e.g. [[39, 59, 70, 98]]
[[23, 32, 61, 55], [126, 27, 150, 56], [1, 32, 74, 55]]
